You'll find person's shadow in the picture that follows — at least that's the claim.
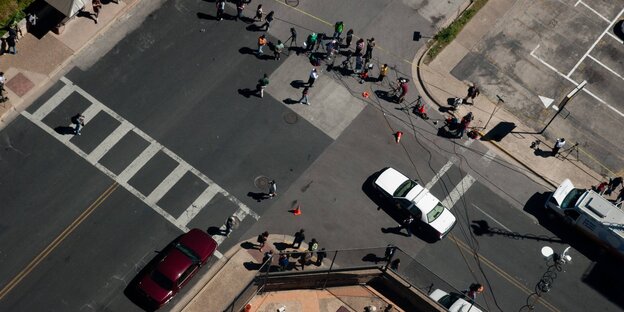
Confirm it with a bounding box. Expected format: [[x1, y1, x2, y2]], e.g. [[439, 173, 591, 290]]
[[54, 126, 76, 135], [381, 226, 410, 237], [196, 12, 216, 20], [282, 98, 300, 105], [534, 148, 553, 158], [290, 80, 306, 89], [238, 88, 259, 98], [247, 191, 267, 202]]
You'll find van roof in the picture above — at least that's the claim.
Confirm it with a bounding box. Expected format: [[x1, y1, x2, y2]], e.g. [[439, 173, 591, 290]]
[[578, 191, 624, 237]]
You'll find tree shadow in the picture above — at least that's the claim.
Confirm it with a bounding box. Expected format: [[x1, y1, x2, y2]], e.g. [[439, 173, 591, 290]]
[[54, 126, 76, 135], [239, 89, 259, 99]]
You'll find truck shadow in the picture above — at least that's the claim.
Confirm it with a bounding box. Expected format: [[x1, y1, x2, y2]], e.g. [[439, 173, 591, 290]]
[[523, 192, 624, 309]]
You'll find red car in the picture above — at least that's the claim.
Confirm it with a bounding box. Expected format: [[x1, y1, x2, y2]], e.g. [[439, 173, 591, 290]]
[[137, 229, 217, 308]]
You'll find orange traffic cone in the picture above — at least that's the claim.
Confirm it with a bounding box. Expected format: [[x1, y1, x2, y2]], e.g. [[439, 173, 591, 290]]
[[292, 205, 302, 216], [362, 91, 370, 98], [395, 131, 403, 143], [245, 304, 252, 312]]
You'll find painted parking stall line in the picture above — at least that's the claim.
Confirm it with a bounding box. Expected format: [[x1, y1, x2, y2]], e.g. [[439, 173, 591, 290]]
[[22, 77, 259, 248]]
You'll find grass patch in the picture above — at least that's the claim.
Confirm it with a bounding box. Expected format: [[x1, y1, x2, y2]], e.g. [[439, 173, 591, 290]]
[[425, 0, 488, 63], [0, 0, 36, 28]]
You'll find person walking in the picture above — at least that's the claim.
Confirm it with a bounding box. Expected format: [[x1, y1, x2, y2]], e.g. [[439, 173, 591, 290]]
[[92, 0, 102, 24], [292, 229, 305, 248], [6, 27, 18, 54], [308, 238, 319, 252], [333, 21, 344, 39], [262, 250, 274, 271], [345, 29, 354, 48], [378, 64, 389, 82], [254, 4, 263, 22], [235, 1, 245, 21], [551, 138, 566, 157], [298, 86, 310, 105], [463, 283, 484, 302], [397, 78, 408, 104], [305, 33, 318, 52], [273, 40, 284, 60], [224, 216, 237, 236], [267, 180, 277, 198], [278, 254, 289, 271], [256, 34, 267, 55], [216, 0, 225, 21], [365, 37, 376, 60], [257, 231, 269, 250], [384, 244, 396, 262], [400, 215, 414, 237], [464, 84, 480, 104], [606, 177, 623, 196], [307, 68, 319, 87], [354, 38, 365, 56], [256, 73, 269, 98], [72, 113, 85, 135], [316, 248, 326, 266], [261, 11, 274, 31]]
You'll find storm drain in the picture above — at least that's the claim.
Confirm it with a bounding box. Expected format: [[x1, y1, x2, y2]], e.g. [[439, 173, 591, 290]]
[[254, 176, 270, 190], [283, 112, 299, 124]]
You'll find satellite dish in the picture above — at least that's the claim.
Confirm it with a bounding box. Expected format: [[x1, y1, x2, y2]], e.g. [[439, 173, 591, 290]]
[[541, 246, 554, 259]]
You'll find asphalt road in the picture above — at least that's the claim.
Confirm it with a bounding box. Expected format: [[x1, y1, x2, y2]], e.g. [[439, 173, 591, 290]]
[[0, 0, 622, 311]]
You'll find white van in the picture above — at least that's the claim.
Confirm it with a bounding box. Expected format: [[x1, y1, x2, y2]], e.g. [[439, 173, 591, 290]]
[[545, 179, 624, 256]]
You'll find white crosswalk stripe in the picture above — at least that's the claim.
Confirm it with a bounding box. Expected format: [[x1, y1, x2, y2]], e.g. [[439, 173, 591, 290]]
[[441, 174, 476, 209], [22, 77, 259, 247], [425, 156, 457, 190]]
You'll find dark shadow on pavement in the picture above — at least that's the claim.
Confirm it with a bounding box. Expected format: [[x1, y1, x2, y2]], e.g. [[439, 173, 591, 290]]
[[533, 148, 552, 158], [290, 80, 306, 89], [238, 89, 259, 99], [470, 220, 565, 243], [196, 12, 215, 20], [54, 126, 75, 135], [362, 253, 386, 264], [206, 226, 222, 236], [247, 191, 266, 201], [240, 241, 256, 250], [282, 98, 299, 105], [373, 90, 395, 104], [243, 261, 262, 271], [614, 20, 624, 41], [272, 242, 290, 251], [245, 24, 265, 32], [238, 47, 256, 55]]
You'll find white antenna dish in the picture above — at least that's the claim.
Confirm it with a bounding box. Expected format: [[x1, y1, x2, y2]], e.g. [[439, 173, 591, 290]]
[[541, 246, 554, 260]]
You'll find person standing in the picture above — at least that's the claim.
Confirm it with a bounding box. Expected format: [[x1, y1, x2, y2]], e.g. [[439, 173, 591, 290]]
[[6, 27, 17, 54], [273, 40, 284, 60], [333, 21, 344, 39], [397, 78, 408, 104], [257, 231, 269, 250], [401, 215, 414, 237], [464, 84, 480, 104], [261, 11, 274, 31], [384, 244, 395, 262], [551, 138, 566, 156], [307, 68, 319, 87], [378, 64, 389, 82], [278, 254, 289, 271], [235, 1, 245, 21], [345, 29, 354, 48], [298, 86, 310, 105], [606, 177, 623, 196], [463, 283, 484, 302], [316, 248, 326, 266], [254, 4, 263, 22], [308, 238, 318, 252], [287, 27, 298, 48], [305, 33, 318, 52], [92, 0, 102, 24], [216, 0, 225, 21], [256, 73, 269, 98], [354, 38, 365, 56], [224, 216, 237, 236], [292, 229, 305, 248], [365, 37, 376, 60], [267, 180, 277, 198], [72, 113, 85, 135], [257, 34, 267, 55]]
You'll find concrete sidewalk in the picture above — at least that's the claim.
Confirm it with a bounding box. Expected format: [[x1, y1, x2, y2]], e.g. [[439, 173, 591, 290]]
[[412, 0, 616, 192]]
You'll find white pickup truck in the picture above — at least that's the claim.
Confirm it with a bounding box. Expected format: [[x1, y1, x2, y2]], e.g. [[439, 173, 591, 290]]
[[545, 179, 624, 256]]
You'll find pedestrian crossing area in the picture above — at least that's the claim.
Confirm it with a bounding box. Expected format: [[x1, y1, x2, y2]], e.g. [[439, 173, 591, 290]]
[[22, 77, 259, 254]]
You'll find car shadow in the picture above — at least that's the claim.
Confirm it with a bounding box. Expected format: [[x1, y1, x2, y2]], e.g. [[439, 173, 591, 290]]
[[361, 172, 439, 244]]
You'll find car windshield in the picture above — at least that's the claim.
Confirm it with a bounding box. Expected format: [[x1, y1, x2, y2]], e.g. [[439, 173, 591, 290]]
[[150, 270, 174, 290], [426, 203, 445, 223], [175, 243, 201, 263], [561, 188, 585, 208], [393, 179, 417, 197]]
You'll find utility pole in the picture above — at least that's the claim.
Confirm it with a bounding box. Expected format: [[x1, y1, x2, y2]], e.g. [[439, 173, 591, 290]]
[[539, 81, 587, 134]]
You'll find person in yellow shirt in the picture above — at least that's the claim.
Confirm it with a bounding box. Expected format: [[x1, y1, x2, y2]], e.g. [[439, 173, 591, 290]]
[[378, 64, 389, 82]]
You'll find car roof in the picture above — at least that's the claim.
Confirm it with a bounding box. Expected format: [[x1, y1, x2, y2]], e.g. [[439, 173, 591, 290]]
[[156, 248, 194, 283], [180, 228, 218, 261]]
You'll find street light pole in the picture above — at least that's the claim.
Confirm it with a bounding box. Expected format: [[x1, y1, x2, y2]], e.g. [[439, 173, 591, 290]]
[[539, 80, 587, 134]]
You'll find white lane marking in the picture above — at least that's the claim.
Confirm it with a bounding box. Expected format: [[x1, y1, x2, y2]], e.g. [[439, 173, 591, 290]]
[[32, 84, 74, 120], [575, 0, 610, 23], [23, 77, 261, 237], [87, 122, 134, 163], [481, 149, 497, 166], [607, 31, 624, 44], [567, 7, 624, 77], [177, 184, 221, 226], [116, 143, 161, 184], [441, 174, 476, 209], [425, 157, 457, 190], [530, 45, 623, 117], [587, 55, 624, 81], [212, 207, 252, 245], [472, 204, 512, 232], [146, 163, 189, 205]]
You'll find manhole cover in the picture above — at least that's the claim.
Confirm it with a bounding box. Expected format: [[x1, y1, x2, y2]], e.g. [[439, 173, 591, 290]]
[[283, 112, 298, 124], [254, 176, 270, 190]]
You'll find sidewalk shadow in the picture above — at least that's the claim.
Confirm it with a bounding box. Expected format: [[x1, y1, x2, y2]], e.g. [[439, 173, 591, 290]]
[[54, 126, 75, 135], [290, 80, 306, 89], [247, 191, 266, 201], [238, 88, 259, 99], [25, 1, 66, 39], [282, 98, 299, 105]]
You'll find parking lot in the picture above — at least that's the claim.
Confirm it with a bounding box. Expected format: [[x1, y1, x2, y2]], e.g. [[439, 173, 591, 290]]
[[451, 0, 624, 175]]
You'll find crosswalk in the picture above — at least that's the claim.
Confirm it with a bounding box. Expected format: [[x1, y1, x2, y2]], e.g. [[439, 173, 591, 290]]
[[22, 77, 259, 255]]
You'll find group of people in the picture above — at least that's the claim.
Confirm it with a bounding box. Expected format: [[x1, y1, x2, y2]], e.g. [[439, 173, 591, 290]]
[[594, 176, 624, 205], [258, 229, 327, 271]]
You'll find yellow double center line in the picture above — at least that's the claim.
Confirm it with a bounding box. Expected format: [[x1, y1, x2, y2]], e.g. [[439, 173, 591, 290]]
[[450, 235, 560, 312], [0, 182, 119, 300]]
